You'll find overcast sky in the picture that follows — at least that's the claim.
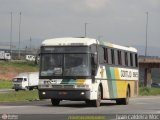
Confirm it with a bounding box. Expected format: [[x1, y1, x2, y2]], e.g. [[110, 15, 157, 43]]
[[0, 0, 160, 55]]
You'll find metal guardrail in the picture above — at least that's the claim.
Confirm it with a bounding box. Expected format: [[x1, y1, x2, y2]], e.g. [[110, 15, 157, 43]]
[[139, 58, 160, 63]]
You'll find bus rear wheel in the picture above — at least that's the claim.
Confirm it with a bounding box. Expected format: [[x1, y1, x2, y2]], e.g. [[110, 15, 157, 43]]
[[116, 88, 130, 105], [51, 99, 60, 106]]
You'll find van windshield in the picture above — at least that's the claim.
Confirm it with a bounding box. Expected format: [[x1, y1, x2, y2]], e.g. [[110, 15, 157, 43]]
[[13, 78, 23, 82]]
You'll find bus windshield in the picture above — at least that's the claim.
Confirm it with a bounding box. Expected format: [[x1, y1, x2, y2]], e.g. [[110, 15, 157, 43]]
[[40, 54, 91, 77], [64, 54, 90, 76]]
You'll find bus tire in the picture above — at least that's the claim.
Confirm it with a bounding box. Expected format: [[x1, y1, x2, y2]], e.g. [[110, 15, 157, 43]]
[[123, 87, 130, 105], [51, 99, 60, 106], [85, 100, 91, 105], [91, 86, 101, 107], [116, 87, 130, 105], [116, 99, 122, 105]]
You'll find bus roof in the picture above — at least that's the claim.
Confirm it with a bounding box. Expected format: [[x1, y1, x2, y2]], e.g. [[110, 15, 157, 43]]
[[42, 37, 98, 46], [41, 37, 137, 52]]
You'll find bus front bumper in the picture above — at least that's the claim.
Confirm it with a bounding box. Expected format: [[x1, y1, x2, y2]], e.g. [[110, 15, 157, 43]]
[[38, 89, 90, 100]]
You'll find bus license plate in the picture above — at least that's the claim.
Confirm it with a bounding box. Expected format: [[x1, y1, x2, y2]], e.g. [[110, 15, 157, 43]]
[[59, 91, 67, 95]]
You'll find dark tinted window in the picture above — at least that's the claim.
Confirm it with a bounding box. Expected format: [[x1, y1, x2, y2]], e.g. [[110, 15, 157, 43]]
[[99, 47, 104, 64], [125, 52, 128, 66], [135, 54, 138, 67], [130, 53, 133, 67], [111, 49, 115, 64], [104, 48, 108, 63], [118, 50, 122, 65]]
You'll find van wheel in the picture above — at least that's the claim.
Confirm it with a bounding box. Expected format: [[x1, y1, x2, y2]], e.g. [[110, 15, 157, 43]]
[[91, 86, 101, 107], [29, 87, 33, 91], [15, 89, 18, 91], [116, 88, 129, 105], [51, 99, 60, 106]]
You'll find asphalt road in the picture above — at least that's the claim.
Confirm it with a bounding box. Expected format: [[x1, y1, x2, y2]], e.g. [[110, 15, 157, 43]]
[[0, 96, 160, 120]]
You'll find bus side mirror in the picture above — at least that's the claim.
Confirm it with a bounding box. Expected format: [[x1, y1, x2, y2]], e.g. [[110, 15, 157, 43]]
[[91, 54, 97, 76]]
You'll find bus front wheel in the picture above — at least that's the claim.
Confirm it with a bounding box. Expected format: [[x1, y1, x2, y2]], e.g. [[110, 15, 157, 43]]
[[51, 99, 60, 106], [90, 86, 101, 107]]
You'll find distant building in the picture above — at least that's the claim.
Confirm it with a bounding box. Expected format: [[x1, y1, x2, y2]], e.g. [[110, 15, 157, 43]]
[[0, 44, 39, 59]]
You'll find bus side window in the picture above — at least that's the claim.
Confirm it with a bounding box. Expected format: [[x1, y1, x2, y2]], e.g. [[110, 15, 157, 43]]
[[130, 53, 133, 67], [125, 52, 128, 66], [128, 53, 131, 67], [114, 50, 118, 65], [121, 51, 125, 66], [108, 49, 112, 64], [103, 48, 108, 63], [117, 50, 122, 65], [132, 53, 138, 67], [132, 53, 135, 67], [111, 49, 115, 65], [99, 47, 104, 64], [135, 54, 138, 67]]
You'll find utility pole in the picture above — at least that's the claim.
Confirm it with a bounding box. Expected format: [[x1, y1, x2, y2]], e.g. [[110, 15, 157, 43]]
[[30, 37, 32, 49], [18, 12, 21, 59], [145, 12, 148, 57], [144, 12, 151, 87], [10, 12, 12, 59], [84, 23, 88, 37]]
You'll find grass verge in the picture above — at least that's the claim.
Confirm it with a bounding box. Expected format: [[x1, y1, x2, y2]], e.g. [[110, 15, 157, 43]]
[[139, 87, 160, 96], [0, 90, 38, 102], [0, 80, 12, 89], [0, 61, 39, 73]]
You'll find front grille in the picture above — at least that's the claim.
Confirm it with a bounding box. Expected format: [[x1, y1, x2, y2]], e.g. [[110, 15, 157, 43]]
[[52, 85, 74, 89], [14, 84, 22, 88]]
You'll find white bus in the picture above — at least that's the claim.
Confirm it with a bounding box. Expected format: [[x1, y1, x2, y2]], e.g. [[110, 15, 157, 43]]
[[0, 50, 11, 60], [38, 37, 138, 107]]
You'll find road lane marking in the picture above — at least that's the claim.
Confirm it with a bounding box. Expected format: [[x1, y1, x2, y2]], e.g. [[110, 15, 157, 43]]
[[0, 106, 15, 109], [0, 106, 33, 109], [134, 102, 147, 104], [131, 97, 160, 100]]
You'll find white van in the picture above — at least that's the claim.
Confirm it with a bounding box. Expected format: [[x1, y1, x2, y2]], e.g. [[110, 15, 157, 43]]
[[26, 55, 35, 61], [12, 72, 39, 91], [0, 51, 11, 60]]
